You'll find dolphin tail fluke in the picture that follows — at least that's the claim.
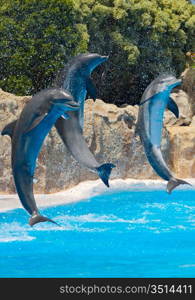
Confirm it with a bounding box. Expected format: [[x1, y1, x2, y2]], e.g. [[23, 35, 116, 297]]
[[96, 163, 116, 188], [29, 213, 60, 227], [166, 178, 191, 194]]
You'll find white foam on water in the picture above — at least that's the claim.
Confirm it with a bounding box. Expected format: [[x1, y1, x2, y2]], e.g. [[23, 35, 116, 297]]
[[183, 204, 195, 210], [31, 213, 157, 233], [0, 236, 35, 243], [143, 223, 195, 234], [179, 264, 195, 268], [34, 223, 107, 233], [55, 213, 150, 224], [172, 225, 186, 230], [144, 203, 167, 210], [26, 215, 109, 233], [0, 178, 195, 238], [0, 222, 35, 243]]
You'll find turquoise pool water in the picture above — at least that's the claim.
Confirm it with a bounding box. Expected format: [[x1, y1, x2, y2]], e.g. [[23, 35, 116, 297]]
[[0, 190, 195, 278]]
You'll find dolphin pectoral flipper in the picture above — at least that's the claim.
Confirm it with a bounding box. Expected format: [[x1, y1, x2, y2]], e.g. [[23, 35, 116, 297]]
[[29, 212, 60, 227], [166, 178, 191, 194], [1, 120, 17, 138], [96, 163, 116, 187], [86, 77, 97, 100], [167, 97, 179, 118]]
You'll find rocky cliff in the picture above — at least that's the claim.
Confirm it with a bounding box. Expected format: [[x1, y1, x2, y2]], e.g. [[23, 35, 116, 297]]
[[0, 70, 194, 193]]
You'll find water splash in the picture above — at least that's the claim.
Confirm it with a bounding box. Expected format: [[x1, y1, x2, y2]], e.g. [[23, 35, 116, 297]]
[[0, 222, 35, 243]]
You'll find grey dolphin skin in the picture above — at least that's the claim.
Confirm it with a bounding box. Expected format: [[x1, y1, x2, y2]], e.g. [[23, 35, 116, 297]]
[[1, 88, 79, 226], [136, 73, 191, 193], [55, 53, 115, 187]]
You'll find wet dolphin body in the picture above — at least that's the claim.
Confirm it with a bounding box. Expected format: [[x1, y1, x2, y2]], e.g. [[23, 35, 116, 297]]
[[55, 53, 115, 187], [136, 74, 190, 193], [1, 88, 79, 226]]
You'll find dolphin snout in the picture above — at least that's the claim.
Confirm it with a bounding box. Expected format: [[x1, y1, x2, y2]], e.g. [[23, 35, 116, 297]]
[[101, 55, 109, 61], [65, 99, 79, 110], [172, 78, 182, 88], [54, 98, 79, 112], [177, 78, 182, 84]]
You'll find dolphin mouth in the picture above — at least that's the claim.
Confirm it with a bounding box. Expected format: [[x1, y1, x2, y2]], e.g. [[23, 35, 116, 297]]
[[171, 79, 182, 89], [55, 101, 79, 111], [65, 101, 79, 109], [101, 55, 109, 62], [175, 79, 182, 85]]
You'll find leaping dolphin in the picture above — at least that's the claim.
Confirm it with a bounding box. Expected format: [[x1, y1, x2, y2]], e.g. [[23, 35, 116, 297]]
[[136, 74, 191, 193], [55, 53, 115, 187], [2, 88, 79, 226]]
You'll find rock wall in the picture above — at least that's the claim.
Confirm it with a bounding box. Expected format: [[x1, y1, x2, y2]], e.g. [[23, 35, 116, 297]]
[[0, 69, 195, 193], [182, 68, 195, 115], [168, 127, 195, 178]]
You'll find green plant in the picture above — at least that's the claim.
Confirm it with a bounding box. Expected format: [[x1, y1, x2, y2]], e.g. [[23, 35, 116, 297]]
[[82, 0, 195, 104], [0, 0, 194, 104], [0, 0, 89, 95]]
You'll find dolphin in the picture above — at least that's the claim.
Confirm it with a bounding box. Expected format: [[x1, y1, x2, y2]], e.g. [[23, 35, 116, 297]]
[[136, 73, 191, 193], [55, 53, 115, 187], [1, 88, 79, 226]]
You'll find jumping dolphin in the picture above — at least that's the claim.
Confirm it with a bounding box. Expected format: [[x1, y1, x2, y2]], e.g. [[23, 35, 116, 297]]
[[55, 53, 115, 187], [136, 74, 190, 193], [2, 88, 79, 226]]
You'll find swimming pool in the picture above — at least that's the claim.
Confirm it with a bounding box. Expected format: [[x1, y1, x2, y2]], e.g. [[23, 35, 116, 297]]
[[0, 189, 195, 278]]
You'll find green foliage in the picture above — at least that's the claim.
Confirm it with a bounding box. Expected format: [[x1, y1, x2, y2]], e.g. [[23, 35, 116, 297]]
[[0, 0, 89, 95], [82, 0, 195, 104], [0, 0, 194, 104]]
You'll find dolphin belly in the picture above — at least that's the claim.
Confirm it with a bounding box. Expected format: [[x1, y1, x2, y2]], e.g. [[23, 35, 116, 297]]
[[55, 114, 115, 186], [141, 93, 171, 181], [23, 107, 62, 176], [144, 142, 171, 181], [79, 97, 86, 130], [55, 113, 100, 169], [64, 82, 87, 130], [148, 93, 168, 146], [13, 167, 38, 215]]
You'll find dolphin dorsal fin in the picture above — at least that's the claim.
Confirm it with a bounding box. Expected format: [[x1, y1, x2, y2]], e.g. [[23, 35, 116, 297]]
[[86, 77, 97, 100], [1, 120, 17, 138], [167, 97, 179, 118]]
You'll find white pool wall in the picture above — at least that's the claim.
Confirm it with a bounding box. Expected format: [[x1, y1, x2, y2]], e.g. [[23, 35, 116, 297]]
[[0, 178, 195, 212]]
